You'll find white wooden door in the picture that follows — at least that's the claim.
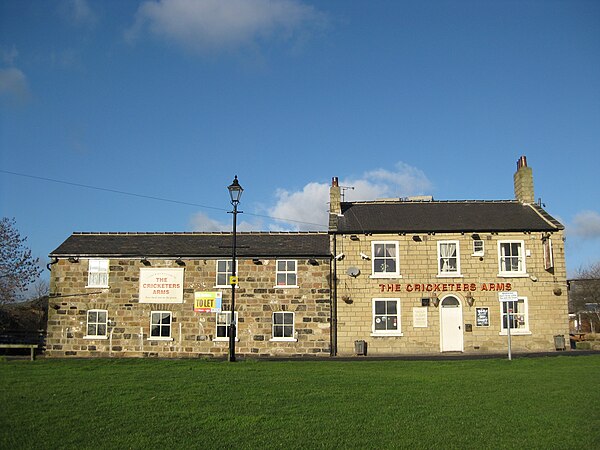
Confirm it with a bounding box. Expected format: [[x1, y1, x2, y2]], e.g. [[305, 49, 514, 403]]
[[440, 296, 463, 352]]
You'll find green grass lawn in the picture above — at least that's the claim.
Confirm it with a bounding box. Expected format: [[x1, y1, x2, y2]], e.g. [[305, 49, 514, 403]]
[[1, 356, 599, 449]]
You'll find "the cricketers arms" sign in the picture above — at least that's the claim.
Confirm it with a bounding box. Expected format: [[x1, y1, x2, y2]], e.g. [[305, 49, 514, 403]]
[[139, 268, 184, 303]]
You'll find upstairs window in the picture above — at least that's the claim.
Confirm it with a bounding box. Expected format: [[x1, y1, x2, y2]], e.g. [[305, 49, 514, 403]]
[[438, 241, 461, 276], [87, 259, 109, 288], [498, 241, 526, 276], [215, 260, 236, 287], [276, 260, 297, 287], [472, 240, 484, 256], [85, 310, 108, 338], [371, 242, 400, 277]]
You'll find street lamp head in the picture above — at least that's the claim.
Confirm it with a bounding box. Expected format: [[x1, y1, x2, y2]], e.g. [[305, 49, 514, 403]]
[[228, 175, 243, 205]]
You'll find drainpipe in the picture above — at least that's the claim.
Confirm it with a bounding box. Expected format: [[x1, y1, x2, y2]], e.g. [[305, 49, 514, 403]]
[[331, 233, 338, 357]]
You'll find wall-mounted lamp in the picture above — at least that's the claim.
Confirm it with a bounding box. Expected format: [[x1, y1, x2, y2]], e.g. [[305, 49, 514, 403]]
[[360, 252, 370, 260], [350, 235, 359, 241], [342, 296, 353, 304], [68, 257, 79, 263], [334, 253, 345, 261], [175, 258, 185, 266], [412, 235, 422, 242], [141, 258, 151, 266], [471, 233, 480, 240], [465, 292, 475, 307], [432, 297, 440, 307], [308, 258, 319, 266], [252, 258, 262, 265]]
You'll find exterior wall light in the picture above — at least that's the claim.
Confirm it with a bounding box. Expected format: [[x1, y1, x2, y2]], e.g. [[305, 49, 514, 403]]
[[465, 292, 475, 307], [432, 297, 440, 307]]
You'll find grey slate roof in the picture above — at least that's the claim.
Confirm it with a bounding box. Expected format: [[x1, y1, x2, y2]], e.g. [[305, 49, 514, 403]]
[[335, 200, 564, 234], [50, 232, 331, 258]]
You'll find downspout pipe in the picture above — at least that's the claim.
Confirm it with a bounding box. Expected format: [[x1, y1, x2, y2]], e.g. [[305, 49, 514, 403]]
[[331, 234, 338, 357]]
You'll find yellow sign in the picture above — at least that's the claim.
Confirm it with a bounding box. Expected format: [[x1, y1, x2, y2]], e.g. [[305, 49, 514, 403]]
[[229, 276, 238, 285], [194, 292, 222, 312]]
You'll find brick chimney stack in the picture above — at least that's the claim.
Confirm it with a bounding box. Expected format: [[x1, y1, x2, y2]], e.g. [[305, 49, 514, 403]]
[[329, 177, 341, 231], [514, 156, 535, 204]]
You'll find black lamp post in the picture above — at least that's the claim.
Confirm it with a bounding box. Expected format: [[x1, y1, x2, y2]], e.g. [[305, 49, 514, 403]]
[[227, 175, 243, 362]]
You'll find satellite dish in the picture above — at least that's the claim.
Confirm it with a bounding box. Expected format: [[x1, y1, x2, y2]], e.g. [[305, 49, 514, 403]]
[[347, 267, 360, 277]]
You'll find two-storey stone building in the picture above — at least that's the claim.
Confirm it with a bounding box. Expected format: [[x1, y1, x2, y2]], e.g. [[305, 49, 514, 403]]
[[329, 156, 568, 355], [46, 232, 331, 358]]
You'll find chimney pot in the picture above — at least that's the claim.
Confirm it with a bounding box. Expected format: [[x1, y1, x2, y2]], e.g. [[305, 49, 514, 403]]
[[332, 177, 339, 187]]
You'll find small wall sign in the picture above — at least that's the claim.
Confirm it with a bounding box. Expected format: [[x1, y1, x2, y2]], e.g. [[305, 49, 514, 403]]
[[476, 307, 490, 327]]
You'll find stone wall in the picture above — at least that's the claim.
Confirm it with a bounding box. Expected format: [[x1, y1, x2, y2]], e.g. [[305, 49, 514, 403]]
[[333, 230, 568, 355], [46, 257, 331, 358]]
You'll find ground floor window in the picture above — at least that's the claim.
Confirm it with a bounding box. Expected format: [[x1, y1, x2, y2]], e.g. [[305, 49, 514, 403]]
[[85, 309, 108, 338], [150, 311, 172, 339], [500, 297, 529, 334], [214, 311, 238, 341], [372, 298, 402, 335], [271, 312, 296, 341]]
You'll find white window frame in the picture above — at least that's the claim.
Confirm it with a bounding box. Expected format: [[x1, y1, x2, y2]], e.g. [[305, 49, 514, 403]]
[[149, 311, 173, 341], [87, 259, 109, 288], [371, 241, 400, 278], [472, 240, 484, 256], [270, 311, 297, 342], [275, 260, 298, 288], [84, 309, 108, 339], [213, 311, 239, 342], [371, 298, 403, 336], [437, 240, 461, 277], [499, 297, 531, 335], [215, 260, 238, 288], [498, 240, 527, 277]]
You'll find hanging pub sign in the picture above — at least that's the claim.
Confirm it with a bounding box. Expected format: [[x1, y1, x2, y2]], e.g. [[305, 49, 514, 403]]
[[194, 291, 222, 313], [139, 268, 184, 303]]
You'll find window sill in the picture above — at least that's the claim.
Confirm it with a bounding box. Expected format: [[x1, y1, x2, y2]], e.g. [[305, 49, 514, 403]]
[[273, 285, 299, 289], [370, 274, 402, 279], [471, 253, 484, 257], [83, 335, 108, 340], [86, 285, 110, 289], [371, 333, 404, 337], [214, 285, 239, 289], [436, 273, 463, 278], [269, 338, 298, 342], [499, 330, 531, 336], [147, 337, 173, 341], [497, 273, 529, 278], [212, 338, 239, 342]]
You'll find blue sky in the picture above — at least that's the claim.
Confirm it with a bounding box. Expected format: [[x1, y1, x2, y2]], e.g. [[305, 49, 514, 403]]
[[1, 0, 599, 279]]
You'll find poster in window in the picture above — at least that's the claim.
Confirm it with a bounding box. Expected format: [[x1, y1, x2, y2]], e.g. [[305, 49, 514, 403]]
[[475, 307, 489, 327]]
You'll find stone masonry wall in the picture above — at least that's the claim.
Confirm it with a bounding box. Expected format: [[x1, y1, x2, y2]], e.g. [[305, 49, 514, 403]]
[[333, 230, 568, 356], [46, 257, 331, 358]]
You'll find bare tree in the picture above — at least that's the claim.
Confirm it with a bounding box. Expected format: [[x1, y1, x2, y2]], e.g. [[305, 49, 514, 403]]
[[0, 217, 43, 304], [569, 262, 600, 333]]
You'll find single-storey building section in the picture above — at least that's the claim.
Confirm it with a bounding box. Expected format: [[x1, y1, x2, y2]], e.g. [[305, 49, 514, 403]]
[[329, 156, 568, 355], [46, 232, 332, 358]]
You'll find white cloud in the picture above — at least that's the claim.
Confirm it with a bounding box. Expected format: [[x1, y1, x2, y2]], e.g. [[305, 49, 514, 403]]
[[1, 45, 18, 65], [268, 162, 433, 230], [126, 0, 325, 53], [60, 0, 98, 26], [570, 210, 600, 240], [189, 212, 263, 232], [0, 67, 31, 105]]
